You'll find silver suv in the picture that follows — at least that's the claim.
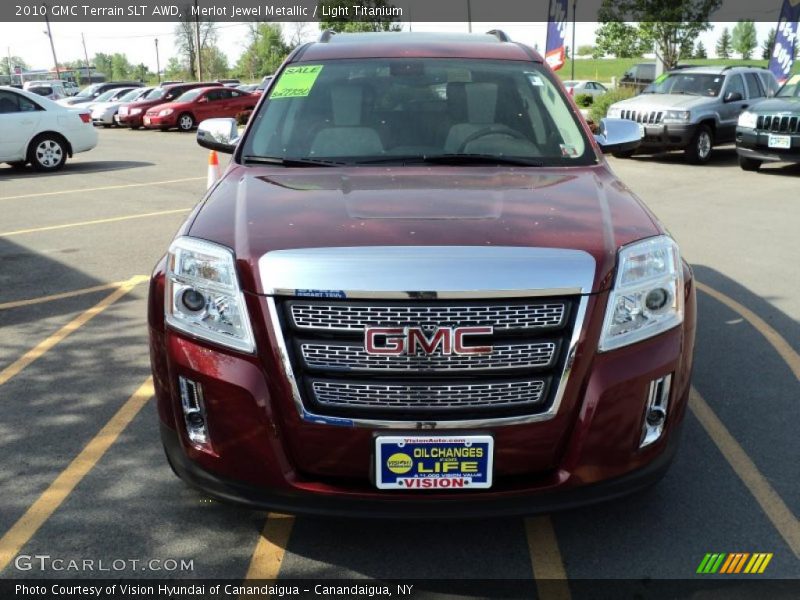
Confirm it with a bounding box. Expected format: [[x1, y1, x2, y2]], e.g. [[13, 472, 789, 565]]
[[607, 66, 779, 163]]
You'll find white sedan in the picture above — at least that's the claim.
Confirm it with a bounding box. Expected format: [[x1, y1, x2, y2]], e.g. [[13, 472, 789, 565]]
[[91, 87, 153, 127], [0, 86, 98, 172], [563, 80, 609, 98]]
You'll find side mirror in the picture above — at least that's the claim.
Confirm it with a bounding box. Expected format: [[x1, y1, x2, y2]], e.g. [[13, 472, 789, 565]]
[[724, 91, 743, 103], [594, 118, 642, 154], [197, 97, 208, 103], [197, 118, 239, 154]]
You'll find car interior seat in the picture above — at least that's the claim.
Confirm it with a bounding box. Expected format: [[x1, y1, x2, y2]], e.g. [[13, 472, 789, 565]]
[[309, 83, 384, 158]]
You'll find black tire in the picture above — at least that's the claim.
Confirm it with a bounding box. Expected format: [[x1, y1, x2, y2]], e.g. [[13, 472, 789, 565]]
[[27, 133, 67, 172], [129, 125, 140, 130], [177, 112, 195, 132], [612, 150, 636, 159], [685, 125, 713, 164], [6, 161, 27, 169], [159, 126, 169, 132], [102, 123, 111, 128], [738, 156, 762, 172]]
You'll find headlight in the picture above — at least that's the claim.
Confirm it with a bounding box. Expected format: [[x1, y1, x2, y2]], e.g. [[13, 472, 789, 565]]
[[159, 108, 174, 116], [130, 108, 142, 115], [663, 110, 690, 123], [738, 111, 758, 129], [607, 106, 622, 118], [165, 237, 255, 353], [599, 235, 684, 352]]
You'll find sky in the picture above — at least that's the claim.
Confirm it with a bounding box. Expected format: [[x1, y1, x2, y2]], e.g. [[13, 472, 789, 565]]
[[0, 21, 778, 73]]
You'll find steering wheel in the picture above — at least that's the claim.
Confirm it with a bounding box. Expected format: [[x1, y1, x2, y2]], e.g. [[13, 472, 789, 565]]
[[456, 125, 529, 153]]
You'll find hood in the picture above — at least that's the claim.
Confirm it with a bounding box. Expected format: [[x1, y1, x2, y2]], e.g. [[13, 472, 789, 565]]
[[187, 166, 662, 295], [147, 101, 185, 113], [749, 97, 800, 113], [614, 93, 714, 111]]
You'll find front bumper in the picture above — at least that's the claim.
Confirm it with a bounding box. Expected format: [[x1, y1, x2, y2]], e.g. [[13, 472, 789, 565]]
[[117, 112, 144, 127], [149, 266, 696, 518], [143, 114, 176, 128], [91, 111, 115, 125], [635, 122, 696, 151], [736, 127, 800, 163]]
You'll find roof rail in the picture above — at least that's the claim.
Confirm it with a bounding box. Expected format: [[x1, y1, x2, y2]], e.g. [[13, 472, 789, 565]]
[[720, 64, 759, 71], [486, 29, 511, 42], [318, 30, 336, 43]]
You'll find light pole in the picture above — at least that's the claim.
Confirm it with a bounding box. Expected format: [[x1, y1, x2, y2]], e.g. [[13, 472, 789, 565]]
[[44, 8, 61, 79], [81, 33, 91, 84], [194, 0, 202, 81], [155, 38, 161, 83], [570, 0, 577, 80]]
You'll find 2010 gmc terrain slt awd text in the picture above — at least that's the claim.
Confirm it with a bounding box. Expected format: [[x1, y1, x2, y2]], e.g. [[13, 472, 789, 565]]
[[148, 31, 696, 517]]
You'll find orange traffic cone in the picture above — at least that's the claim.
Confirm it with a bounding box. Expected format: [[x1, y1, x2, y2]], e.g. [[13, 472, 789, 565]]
[[207, 150, 221, 188]]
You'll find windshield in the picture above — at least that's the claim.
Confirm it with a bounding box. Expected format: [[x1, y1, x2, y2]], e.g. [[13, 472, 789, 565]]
[[776, 75, 800, 98], [146, 87, 167, 100], [646, 73, 724, 96], [29, 87, 52, 96], [76, 84, 101, 98], [243, 58, 592, 166], [94, 89, 119, 102], [120, 89, 145, 102], [175, 88, 203, 102]]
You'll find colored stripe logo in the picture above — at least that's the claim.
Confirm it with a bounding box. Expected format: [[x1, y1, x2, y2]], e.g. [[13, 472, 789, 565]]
[[697, 553, 773, 574]]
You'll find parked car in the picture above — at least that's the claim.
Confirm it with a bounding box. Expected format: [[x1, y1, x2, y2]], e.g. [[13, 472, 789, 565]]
[[84, 87, 138, 113], [256, 75, 273, 94], [217, 78, 241, 87], [58, 81, 143, 106], [0, 85, 97, 171], [236, 83, 259, 93], [148, 31, 695, 517], [143, 86, 256, 131], [91, 86, 153, 127], [64, 81, 80, 96], [117, 82, 223, 129], [607, 66, 779, 163], [25, 82, 67, 101], [736, 73, 800, 171], [563, 80, 608, 98]]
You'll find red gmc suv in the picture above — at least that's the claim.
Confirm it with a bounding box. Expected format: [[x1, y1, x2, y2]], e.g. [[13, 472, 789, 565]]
[[148, 31, 696, 517]]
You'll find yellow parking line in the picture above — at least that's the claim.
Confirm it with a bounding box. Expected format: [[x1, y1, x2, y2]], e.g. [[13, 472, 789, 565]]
[[0, 177, 205, 201], [525, 516, 571, 600], [697, 281, 800, 380], [0, 280, 136, 311], [0, 275, 147, 387], [243, 514, 295, 580], [690, 388, 800, 558], [0, 209, 191, 237], [0, 377, 154, 572]]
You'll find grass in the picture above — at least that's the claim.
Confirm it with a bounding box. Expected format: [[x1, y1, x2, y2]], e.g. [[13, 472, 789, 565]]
[[556, 58, 771, 83]]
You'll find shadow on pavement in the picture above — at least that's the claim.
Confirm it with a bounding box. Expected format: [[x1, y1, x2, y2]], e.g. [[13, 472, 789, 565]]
[[0, 160, 154, 181]]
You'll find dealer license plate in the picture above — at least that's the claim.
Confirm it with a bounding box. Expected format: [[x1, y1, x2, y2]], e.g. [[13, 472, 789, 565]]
[[375, 435, 493, 490], [143, 116, 151, 125], [768, 134, 791, 149], [638, 123, 646, 138]]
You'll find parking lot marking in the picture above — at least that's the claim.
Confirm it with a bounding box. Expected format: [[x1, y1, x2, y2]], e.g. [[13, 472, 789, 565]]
[[0, 177, 205, 202], [0, 209, 191, 238], [0, 280, 137, 311], [525, 517, 571, 600], [0, 377, 154, 573], [0, 275, 147, 387], [690, 388, 800, 558], [697, 281, 800, 380], [243, 513, 295, 580]]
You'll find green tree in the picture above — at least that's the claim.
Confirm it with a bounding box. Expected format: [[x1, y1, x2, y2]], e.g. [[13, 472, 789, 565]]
[[110, 53, 132, 80], [694, 40, 707, 59], [680, 42, 694, 59], [235, 23, 289, 80], [200, 45, 229, 80], [2, 55, 29, 78], [716, 27, 731, 58], [319, 0, 402, 32], [577, 44, 594, 56], [598, 0, 720, 70], [731, 20, 757, 60], [761, 28, 776, 61], [164, 56, 189, 80], [174, 6, 217, 80], [93, 52, 113, 79], [593, 22, 647, 58]]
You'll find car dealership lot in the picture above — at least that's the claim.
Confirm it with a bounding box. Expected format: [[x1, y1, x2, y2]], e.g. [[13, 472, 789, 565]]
[[0, 129, 797, 594]]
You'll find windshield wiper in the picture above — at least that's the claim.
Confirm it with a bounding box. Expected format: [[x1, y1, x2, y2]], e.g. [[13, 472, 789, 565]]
[[241, 155, 342, 167], [355, 154, 544, 167]]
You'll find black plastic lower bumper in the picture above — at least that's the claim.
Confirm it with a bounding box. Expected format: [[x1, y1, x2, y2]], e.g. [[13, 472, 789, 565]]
[[637, 122, 697, 151], [161, 422, 681, 519], [736, 129, 800, 163]]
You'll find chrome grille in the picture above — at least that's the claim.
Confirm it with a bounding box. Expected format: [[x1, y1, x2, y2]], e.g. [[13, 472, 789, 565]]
[[290, 302, 566, 332], [621, 109, 663, 124], [757, 114, 800, 134], [299, 341, 557, 372], [311, 379, 547, 410]]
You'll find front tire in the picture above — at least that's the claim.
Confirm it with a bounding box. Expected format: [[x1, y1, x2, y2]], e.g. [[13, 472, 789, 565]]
[[177, 113, 195, 132], [28, 134, 67, 172], [6, 161, 27, 169], [738, 156, 762, 171], [685, 125, 713, 164]]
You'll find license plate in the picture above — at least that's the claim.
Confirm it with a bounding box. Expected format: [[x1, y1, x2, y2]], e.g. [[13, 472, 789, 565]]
[[143, 116, 151, 125], [768, 134, 791, 149], [638, 124, 645, 138], [375, 435, 493, 490], [114, 115, 120, 123]]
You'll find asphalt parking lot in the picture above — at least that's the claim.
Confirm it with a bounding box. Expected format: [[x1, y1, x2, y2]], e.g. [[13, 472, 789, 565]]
[[0, 129, 798, 596]]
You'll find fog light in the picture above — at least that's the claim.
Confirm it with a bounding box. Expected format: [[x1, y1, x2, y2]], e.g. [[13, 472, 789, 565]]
[[645, 288, 669, 312], [181, 289, 206, 312], [641, 374, 671, 448], [178, 376, 211, 450]]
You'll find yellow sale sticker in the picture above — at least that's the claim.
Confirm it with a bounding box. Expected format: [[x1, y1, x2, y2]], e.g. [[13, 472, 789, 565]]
[[270, 65, 324, 99]]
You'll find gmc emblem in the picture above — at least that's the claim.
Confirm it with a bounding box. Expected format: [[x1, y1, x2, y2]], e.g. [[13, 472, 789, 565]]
[[364, 326, 493, 356]]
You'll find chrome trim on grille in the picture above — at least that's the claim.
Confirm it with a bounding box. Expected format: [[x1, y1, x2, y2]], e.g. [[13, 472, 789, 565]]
[[621, 109, 663, 125], [266, 294, 590, 429], [290, 302, 566, 333], [756, 114, 800, 134], [311, 379, 547, 410], [258, 246, 596, 298], [299, 340, 557, 373]]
